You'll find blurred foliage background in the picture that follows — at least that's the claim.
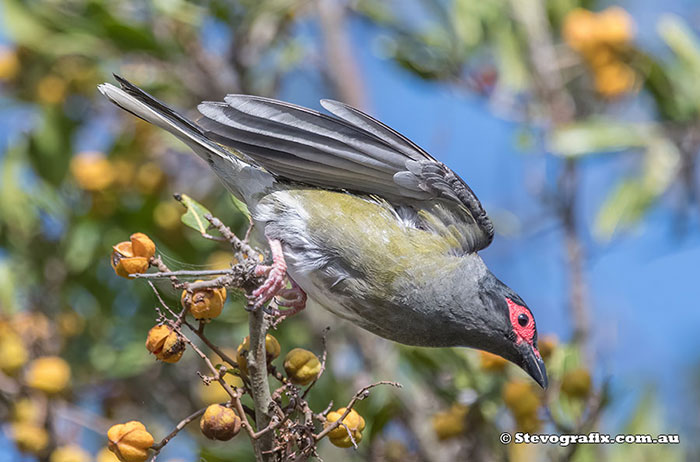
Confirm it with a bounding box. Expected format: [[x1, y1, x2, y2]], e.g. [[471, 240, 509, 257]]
[[0, 0, 698, 461]]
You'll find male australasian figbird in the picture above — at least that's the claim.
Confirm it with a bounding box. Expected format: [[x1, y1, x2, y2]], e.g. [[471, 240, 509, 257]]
[[99, 76, 547, 388]]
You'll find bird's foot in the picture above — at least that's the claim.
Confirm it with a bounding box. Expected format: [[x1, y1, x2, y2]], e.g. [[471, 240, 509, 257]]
[[249, 239, 287, 310], [271, 278, 307, 318]]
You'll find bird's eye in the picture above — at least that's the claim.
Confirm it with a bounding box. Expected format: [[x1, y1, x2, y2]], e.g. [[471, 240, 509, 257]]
[[517, 314, 529, 327]]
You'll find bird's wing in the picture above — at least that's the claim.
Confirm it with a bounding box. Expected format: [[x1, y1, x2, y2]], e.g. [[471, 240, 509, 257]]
[[197, 96, 494, 252]]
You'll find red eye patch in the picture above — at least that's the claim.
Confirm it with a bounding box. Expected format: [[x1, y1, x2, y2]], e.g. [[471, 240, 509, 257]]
[[506, 298, 536, 345]]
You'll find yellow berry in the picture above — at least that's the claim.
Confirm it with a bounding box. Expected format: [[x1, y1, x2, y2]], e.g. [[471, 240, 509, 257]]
[[199, 404, 242, 441], [283, 348, 321, 385], [0, 331, 28, 374], [26, 356, 71, 394], [10, 422, 49, 454], [145, 325, 185, 363], [153, 201, 181, 230], [597, 7, 635, 47], [502, 380, 540, 419], [135, 162, 164, 194], [561, 367, 592, 399], [325, 408, 365, 448], [36, 75, 67, 105], [11, 398, 42, 424], [594, 62, 636, 98], [70, 152, 115, 191], [431, 404, 468, 440], [181, 281, 227, 320], [515, 413, 542, 433], [0, 46, 20, 81], [107, 421, 154, 462], [563, 7, 634, 53], [562, 8, 599, 53], [97, 447, 121, 462], [479, 351, 507, 372], [49, 445, 90, 462], [538, 335, 557, 361], [57, 311, 85, 337]]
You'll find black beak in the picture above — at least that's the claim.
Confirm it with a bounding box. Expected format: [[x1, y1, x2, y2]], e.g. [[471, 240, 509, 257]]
[[520, 344, 548, 389]]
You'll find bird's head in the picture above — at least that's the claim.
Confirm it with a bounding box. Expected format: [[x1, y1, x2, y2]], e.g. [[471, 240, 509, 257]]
[[465, 275, 548, 389]]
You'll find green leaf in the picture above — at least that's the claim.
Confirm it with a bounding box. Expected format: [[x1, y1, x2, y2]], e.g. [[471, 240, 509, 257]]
[[493, 20, 529, 92], [548, 119, 651, 157], [594, 137, 680, 240], [656, 15, 700, 119], [64, 221, 100, 273], [658, 15, 700, 75], [0, 0, 51, 50], [230, 194, 251, 220], [177, 194, 213, 235]]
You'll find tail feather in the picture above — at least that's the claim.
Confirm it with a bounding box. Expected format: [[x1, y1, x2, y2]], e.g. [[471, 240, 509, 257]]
[[98, 75, 275, 202], [98, 75, 231, 165]]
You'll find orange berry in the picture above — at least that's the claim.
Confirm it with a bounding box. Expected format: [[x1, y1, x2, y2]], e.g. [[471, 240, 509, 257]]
[[130, 233, 155, 259], [181, 281, 227, 320], [145, 325, 185, 363]]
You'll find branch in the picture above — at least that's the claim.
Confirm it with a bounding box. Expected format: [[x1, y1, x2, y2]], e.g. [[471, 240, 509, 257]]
[[246, 307, 276, 461], [316, 0, 367, 109]]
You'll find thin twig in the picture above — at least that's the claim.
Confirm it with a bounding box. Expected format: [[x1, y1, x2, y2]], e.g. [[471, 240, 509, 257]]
[[132, 269, 235, 279], [301, 327, 330, 399], [204, 213, 260, 259], [314, 381, 401, 441], [151, 407, 207, 452], [147, 281, 179, 319], [164, 320, 256, 440], [196, 321, 238, 368]]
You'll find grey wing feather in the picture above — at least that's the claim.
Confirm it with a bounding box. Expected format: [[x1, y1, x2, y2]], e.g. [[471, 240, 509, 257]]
[[197, 94, 494, 252], [319, 99, 434, 161]]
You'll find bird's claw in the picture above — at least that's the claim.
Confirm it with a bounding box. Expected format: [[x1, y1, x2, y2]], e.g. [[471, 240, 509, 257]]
[[271, 283, 307, 318], [248, 238, 287, 310], [246, 238, 308, 318], [251, 270, 286, 311]]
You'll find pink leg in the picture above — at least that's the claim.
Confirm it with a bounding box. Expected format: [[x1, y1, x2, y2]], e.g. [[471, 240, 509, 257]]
[[251, 239, 287, 309]]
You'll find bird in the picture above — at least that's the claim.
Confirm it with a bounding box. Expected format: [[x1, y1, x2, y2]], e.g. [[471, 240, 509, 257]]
[[98, 76, 548, 388]]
